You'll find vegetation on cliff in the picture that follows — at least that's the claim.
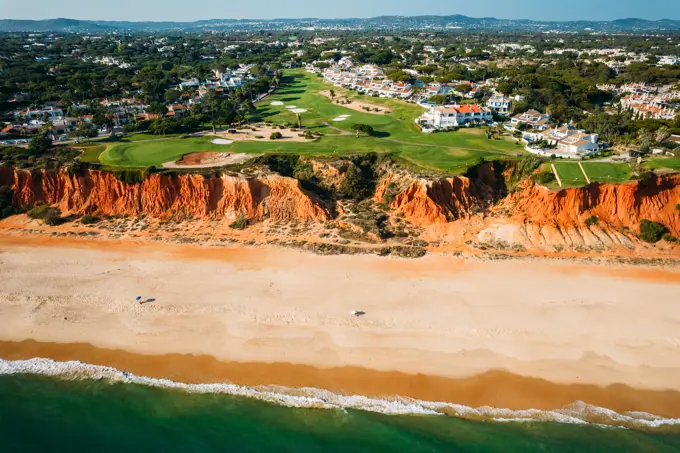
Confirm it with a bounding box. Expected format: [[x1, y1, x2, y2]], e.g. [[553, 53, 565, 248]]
[[0, 186, 15, 219]]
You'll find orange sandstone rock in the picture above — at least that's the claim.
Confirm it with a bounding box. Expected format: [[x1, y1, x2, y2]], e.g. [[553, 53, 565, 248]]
[[0, 168, 327, 223]]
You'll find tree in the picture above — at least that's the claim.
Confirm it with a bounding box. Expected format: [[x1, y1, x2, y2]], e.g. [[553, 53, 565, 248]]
[[639, 220, 667, 243], [329, 89, 335, 100], [147, 101, 168, 118], [429, 95, 448, 105], [28, 133, 52, 154], [351, 123, 375, 137], [164, 89, 180, 103], [455, 83, 472, 95], [655, 126, 671, 144]]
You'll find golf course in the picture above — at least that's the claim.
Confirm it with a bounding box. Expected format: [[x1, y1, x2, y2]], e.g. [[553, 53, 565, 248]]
[[95, 69, 524, 173]]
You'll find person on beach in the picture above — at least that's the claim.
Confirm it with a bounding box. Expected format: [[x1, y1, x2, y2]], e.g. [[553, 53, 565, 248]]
[[136, 296, 143, 305]]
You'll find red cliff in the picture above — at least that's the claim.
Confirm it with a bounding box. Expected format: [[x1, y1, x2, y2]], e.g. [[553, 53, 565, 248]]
[[505, 174, 680, 237], [375, 174, 480, 225], [0, 168, 328, 223]]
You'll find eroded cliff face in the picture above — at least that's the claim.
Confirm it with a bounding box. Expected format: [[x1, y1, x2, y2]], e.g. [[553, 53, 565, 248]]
[[0, 168, 328, 223], [374, 162, 505, 225], [504, 174, 680, 237], [375, 174, 479, 225], [1, 163, 678, 252]]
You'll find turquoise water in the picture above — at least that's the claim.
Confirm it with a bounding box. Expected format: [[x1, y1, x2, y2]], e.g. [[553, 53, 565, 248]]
[[2, 375, 680, 452]]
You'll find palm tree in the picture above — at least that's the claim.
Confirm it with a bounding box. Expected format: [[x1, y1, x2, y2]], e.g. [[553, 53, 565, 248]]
[[656, 126, 670, 144]]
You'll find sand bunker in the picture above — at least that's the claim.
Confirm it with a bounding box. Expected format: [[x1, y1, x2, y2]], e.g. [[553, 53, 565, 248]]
[[320, 90, 391, 114], [163, 152, 253, 169], [220, 124, 315, 143], [270, 101, 284, 106], [211, 138, 234, 145], [332, 117, 348, 122], [285, 106, 297, 109]]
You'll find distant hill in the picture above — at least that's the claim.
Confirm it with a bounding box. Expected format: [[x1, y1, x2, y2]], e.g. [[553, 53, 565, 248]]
[[0, 15, 679, 33]]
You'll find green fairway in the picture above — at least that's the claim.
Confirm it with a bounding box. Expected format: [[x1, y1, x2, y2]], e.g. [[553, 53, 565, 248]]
[[100, 136, 230, 167], [98, 69, 524, 172], [645, 158, 680, 171], [553, 163, 588, 186], [581, 162, 632, 183]]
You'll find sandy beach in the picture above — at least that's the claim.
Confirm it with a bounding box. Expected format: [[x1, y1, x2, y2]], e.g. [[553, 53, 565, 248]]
[[2, 235, 680, 416]]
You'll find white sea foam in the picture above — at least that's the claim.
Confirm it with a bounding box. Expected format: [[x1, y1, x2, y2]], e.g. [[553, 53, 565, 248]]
[[1, 357, 679, 430]]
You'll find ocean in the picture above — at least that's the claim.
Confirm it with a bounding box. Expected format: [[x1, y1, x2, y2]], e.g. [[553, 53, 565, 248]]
[[2, 360, 680, 452]]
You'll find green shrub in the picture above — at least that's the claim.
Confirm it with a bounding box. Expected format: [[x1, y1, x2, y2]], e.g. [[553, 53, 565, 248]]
[[270, 132, 282, 140], [43, 209, 62, 226], [531, 171, 555, 185], [663, 234, 680, 244], [81, 214, 100, 225], [27, 205, 51, 219], [28, 205, 62, 226], [0, 186, 15, 219], [639, 219, 667, 243], [382, 182, 401, 205], [229, 213, 249, 230], [676, 203, 680, 211], [584, 216, 599, 227]]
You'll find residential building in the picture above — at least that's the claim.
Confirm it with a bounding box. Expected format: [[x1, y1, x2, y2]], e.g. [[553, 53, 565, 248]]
[[417, 104, 493, 131], [621, 92, 679, 121], [487, 93, 511, 114], [510, 110, 552, 130], [659, 55, 679, 66], [524, 124, 599, 156]]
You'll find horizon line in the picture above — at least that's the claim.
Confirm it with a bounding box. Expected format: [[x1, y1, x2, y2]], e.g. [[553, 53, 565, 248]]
[[1, 15, 679, 24]]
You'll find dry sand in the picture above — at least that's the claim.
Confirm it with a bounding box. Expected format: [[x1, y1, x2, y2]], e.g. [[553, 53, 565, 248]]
[[220, 125, 313, 142], [1, 235, 680, 414], [319, 90, 392, 114], [162, 152, 253, 169]]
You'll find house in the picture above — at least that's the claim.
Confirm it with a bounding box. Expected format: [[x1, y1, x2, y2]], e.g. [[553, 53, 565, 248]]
[[417, 104, 493, 131], [510, 110, 552, 130], [525, 124, 599, 156], [486, 93, 511, 114], [15, 107, 64, 120], [167, 104, 188, 118], [659, 56, 679, 66]]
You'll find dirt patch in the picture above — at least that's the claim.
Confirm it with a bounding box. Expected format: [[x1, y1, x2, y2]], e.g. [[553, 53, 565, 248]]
[[319, 90, 392, 115], [163, 152, 253, 169], [221, 124, 314, 143]]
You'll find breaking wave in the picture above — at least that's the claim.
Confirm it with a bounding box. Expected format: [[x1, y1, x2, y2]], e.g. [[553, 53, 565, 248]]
[[1, 357, 679, 430]]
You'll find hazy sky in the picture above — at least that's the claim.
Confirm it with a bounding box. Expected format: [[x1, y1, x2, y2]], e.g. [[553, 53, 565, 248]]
[[5, 0, 680, 22]]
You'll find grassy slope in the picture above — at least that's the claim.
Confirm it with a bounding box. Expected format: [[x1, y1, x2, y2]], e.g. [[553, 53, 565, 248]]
[[646, 158, 680, 171], [581, 162, 632, 183], [99, 69, 523, 172]]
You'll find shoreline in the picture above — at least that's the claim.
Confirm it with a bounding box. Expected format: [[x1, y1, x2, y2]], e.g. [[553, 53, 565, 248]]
[[2, 234, 680, 420], [4, 339, 680, 419]]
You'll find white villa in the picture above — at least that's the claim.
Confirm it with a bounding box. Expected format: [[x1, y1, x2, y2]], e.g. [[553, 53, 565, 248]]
[[486, 93, 512, 114], [524, 124, 600, 157], [510, 110, 552, 130], [417, 104, 493, 131]]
